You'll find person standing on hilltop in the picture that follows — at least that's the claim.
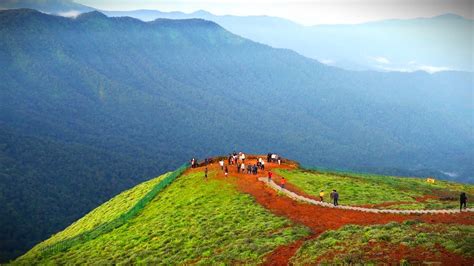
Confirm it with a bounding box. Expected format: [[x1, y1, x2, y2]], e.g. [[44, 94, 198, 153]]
[[237, 162, 241, 173], [261, 160, 265, 170], [204, 167, 208, 180], [330, 190, 339, 206], [319, 190, 325, 202], [267, 153, 271, 163], [219, 159, 224, 170], [460, 192, 468, 211], [224, 166, 228, 177], [241, 162, 246, 173], [268, 171, 273, 182]]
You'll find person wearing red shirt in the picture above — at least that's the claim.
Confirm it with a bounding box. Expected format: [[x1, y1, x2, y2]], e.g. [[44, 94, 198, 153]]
[[280, 177, 286, 189]]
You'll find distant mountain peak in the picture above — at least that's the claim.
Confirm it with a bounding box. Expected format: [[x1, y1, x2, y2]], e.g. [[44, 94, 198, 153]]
[[77, 10, 107, 20], [191, 9, 212, 16]]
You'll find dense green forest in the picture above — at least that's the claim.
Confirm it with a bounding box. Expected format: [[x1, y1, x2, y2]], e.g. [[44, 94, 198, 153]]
[[0, 9, 472, 261]]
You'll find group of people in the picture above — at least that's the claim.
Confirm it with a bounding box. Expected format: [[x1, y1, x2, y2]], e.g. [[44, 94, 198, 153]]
[[318, 190, 339, 206], [267, 153, 281, 165]]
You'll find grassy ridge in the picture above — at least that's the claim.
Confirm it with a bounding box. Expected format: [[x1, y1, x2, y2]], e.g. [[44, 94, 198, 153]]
[[28, 173, 169, 251], [278, 169, 473, 209], [16, 164, 188, 262], [16, 170, 309, 264], [291, 221, 474, 264]]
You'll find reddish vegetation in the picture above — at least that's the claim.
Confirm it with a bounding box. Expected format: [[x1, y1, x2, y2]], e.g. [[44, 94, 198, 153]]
[[185, 156, 474, 265]]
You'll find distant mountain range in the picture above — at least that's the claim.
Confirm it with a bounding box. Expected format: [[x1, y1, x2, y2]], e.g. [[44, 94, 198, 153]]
[[1, 0, 472, 72]]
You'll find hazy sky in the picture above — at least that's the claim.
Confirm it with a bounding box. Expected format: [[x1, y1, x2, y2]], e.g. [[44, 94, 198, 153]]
[[75, 0, 473, 25]]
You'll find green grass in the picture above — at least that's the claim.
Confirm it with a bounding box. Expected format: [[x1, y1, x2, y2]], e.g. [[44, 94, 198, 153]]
[[27, 172, 169, 253], [16, 170, 309, 264], [291, 221, 474, 265], [277, 169, 473, 209]]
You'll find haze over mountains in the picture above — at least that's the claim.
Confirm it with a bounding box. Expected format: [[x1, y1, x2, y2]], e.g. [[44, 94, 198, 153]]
[[1, 0, 472, 72], [0, 4, 473, 264]]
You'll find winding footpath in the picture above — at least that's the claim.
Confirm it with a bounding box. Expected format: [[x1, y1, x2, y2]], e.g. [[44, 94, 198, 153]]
[[258, 177, 474, 214]]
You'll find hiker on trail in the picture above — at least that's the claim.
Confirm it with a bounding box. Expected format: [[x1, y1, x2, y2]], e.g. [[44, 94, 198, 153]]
[[205, 167, 208, 179], [277, 156, 281, 165], [237, 163, 241, 173], [228, 155, 232, 165], [280, 177, 286, 189], [267, 153, 271, 163], [268, 171, 273, 182], [247, 164, 252, 174], [241, 163, 246, 173], [460, 192, 468, 211], [224, 166, 228, 177], [319, 190, 325, 202], [191, 158, 195, 168], [241, 153, 246, 163], [330, 190, 339, 206], [253, 164, 258, 175], [261, 160, 265, 170], [219, 159, 224, 170]]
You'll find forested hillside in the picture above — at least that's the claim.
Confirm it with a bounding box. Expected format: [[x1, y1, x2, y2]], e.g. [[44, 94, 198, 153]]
[[0, 9, 472, 261]]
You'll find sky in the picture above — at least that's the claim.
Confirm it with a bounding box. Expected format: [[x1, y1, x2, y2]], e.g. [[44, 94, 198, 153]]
[[75, 0, 474, 25]]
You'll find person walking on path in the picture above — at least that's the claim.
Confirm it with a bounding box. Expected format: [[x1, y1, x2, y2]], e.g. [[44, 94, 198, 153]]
[[330, 190, 339, 206], [261, 160, 265, 170], [319, 190, 325, 202], [460, 192, 468, 211], [204, 167, 208, 179], [219, 159, 224, 170], [224, 166, 228, 177], [237, 163, 241, 173], [280, 177, 286, 189], [268, 171, 273, 182], [241, 163, 246, 173], [247, 164, 252, 174]]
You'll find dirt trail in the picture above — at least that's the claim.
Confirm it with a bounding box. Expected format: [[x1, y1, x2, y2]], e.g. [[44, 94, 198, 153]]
[[186, 156, 474, 265]]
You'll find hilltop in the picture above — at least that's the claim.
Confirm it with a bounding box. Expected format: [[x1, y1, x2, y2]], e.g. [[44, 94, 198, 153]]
[[15, 156, 474, 265], [1, 9, 472, 261]]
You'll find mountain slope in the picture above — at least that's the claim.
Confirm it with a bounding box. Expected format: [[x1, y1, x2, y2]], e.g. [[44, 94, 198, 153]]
[[0, 8, 472, 262], [15, 158, 474, 264]]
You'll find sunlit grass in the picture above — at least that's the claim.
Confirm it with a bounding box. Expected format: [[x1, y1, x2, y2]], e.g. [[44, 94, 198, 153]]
[[17, 170, 309, 264], [277, 169, 473, 209]]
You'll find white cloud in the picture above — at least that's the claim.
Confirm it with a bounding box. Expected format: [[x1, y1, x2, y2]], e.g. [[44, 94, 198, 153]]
[[377, 63, 453, 74], [418, 65, 452, 73], [372, 56, 390, 64], [320, 59, 335, 65], [57, 10, 82, 18]]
